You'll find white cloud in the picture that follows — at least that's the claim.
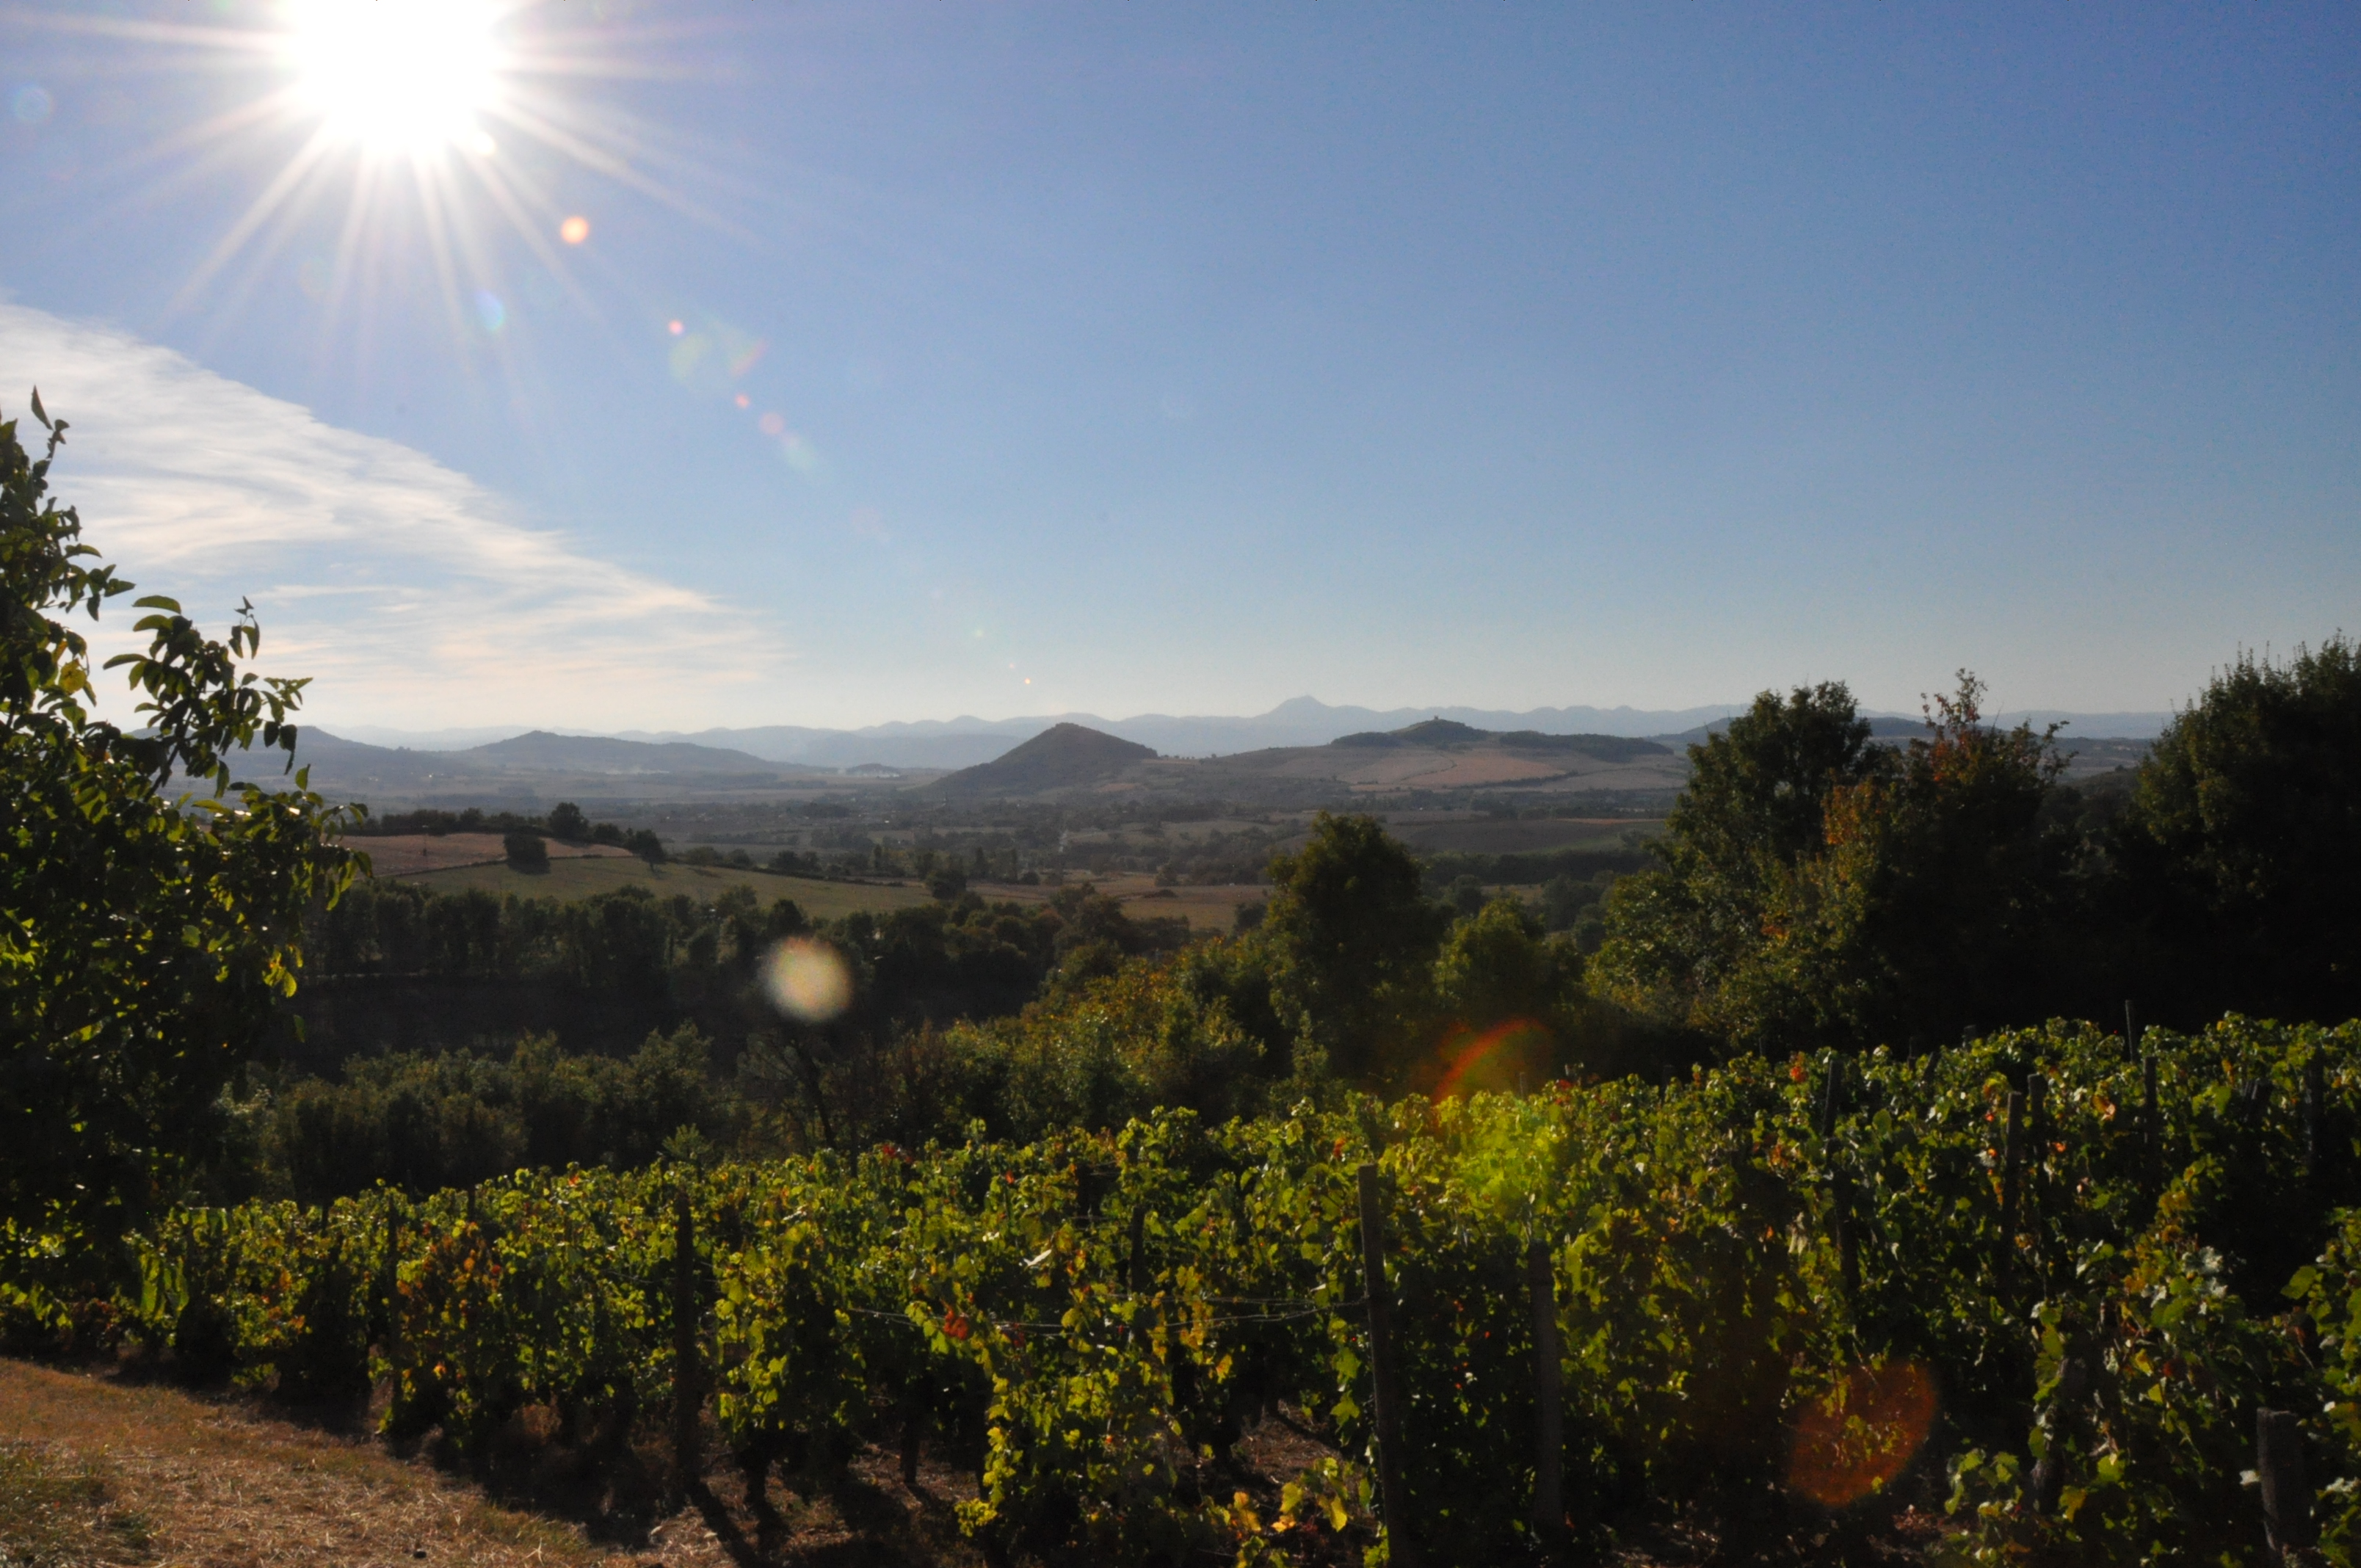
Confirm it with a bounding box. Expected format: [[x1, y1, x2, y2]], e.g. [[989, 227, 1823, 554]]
[[0, 300, 792, 728]]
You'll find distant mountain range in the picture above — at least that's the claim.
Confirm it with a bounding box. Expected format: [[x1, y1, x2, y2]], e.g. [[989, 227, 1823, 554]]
[[325, 696, 2174, 772], [915, 716, 1695, 802], [273, 700, 2154, 808], [272, 728, 816, 805]]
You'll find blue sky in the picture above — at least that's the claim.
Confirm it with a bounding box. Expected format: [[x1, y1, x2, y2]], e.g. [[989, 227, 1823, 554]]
[[1, 1, 2354, 730]]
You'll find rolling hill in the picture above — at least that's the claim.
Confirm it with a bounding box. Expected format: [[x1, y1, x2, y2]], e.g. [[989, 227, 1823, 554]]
[[463, 730, 780, 774], [932, 722, 1158, 796], [248, 728, 831, 808]]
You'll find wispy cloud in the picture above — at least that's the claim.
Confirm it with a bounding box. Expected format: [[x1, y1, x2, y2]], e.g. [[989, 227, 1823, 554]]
[[0, 300, 792, 727]]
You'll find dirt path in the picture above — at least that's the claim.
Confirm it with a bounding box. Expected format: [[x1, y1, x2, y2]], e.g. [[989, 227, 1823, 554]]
[[0, 1360, 722, 1568]]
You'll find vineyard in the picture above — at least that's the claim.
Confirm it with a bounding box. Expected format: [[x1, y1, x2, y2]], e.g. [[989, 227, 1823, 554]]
[[9, 1015, 2361, 1566]]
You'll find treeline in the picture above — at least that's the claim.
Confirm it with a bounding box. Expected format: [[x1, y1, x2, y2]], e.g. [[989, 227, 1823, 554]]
[[1592, 648, 2361, 1051], [1421, 845, 1654, 943], [286, 879, 1194, 1063], [254, 1028, 737, 1203], [1417, 844, 1653, 888], [249, 809, 1628, 1202]]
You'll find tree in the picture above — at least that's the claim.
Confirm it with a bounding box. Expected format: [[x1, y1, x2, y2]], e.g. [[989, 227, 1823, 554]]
[[1592, 675, 2067, 1052], [1445, 874, 1487, 919], [1261, 812, 1448, 1083], [626, 827, 667, 865], [503, 829, 549, 871], [2117, 637, 2361, 1026], [1, 393, 361, 1235], [1589, 682, 1888, 1037], [545, 801, 590, 842], [1432, 897, 1575, 1031]]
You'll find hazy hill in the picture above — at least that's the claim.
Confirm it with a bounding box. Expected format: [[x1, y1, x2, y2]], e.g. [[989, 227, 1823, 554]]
[[331, 698, 2170, 770], [595, 697, 1754, 765], [465, 730, 780, 775], [933, 723, 1158, 797], [1332, 719, 1670, 761], [258, 728, 827, 809]]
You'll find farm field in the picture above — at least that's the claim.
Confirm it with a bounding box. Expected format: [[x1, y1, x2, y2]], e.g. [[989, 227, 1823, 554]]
[[351, 832, 633, 876], [972, 871, 1266, 931], [399, 854, 938, 919], [1379, 813, 1657, 855]]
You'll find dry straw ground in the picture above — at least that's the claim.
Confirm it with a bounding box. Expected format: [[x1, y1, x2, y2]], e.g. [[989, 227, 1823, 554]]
[[0, 1360, 998, 1568]]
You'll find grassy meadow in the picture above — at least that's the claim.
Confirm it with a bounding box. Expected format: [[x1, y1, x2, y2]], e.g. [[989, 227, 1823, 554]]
[[399, 854, 939, 919]]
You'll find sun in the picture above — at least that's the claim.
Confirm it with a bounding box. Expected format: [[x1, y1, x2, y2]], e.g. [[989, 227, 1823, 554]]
[[37, 0, 751, 367], [284, 0, 504, 158]]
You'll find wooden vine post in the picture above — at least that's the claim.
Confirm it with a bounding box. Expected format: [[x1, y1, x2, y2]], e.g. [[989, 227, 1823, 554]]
[[2027, 1356, 2089, 1516], [1526, 1239, 1565, 1558], [1356, 1163, 1418, 1568], [2305, 1053, 2326, 1188], [378, 1210, 402, 1354], [1998, 1088, 2025, 1283], [1820, 1056, 1858, 1302], [2024, 1074, 2048, 1288], [2127, 1001, 2161, 1211], [899, 1375, 925, 1489], [2257, 1408, 2315, 1560], [672, 1188, 700, 1491]]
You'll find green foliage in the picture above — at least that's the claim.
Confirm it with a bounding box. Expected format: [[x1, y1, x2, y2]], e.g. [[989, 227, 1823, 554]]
[[1431, 898, 1575, 1031], [1418, 844, 1654, 893], [2120, 636, 2361, 1028], [818, 945, 1296, 1149], [1593, 676, 2067, 1052], [1588, 682, 1884, 1038], [262, 1027, 739, 1202], [0, 393, 360, 1235], [1263, 813, 1449, 1083], [47, 1015, 2361, 1566], [545, 802, 591, 843], [501, 829, 549, 871]]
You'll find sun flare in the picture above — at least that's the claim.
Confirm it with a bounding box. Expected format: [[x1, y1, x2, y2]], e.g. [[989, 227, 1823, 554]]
[[285, 0, 503, 157], [45, 0, 750, 377]]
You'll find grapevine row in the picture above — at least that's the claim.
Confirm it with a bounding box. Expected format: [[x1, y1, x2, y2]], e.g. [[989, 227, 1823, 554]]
[[7, 1015, 2361, 1564]]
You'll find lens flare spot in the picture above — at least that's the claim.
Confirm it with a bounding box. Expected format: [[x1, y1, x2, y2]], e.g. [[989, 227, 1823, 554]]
[[758, 411, 786, 436], [779, 434, 821, 474], [1427, 1018, 1554, 1101], [12, 86, 54, 125], [670, 338, 718, 387], [1787, 1362, 1938, 1508], [667, 319, 685, 335], [764, 938, 852, 1023], [735, 393, 751, 409], [474, 290, 506, 332], [559, 214, 590, 244]]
